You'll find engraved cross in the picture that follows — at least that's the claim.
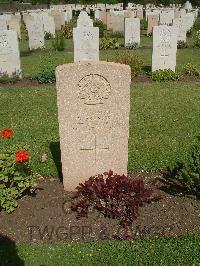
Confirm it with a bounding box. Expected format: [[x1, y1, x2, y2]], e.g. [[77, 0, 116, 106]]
[[80, 135, 109, 164]]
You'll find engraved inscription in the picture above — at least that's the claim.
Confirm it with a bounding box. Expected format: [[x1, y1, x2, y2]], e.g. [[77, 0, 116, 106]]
[[78, 74, 111, 105], [160, 28, 171, 58], [0, 34, 8, 48]]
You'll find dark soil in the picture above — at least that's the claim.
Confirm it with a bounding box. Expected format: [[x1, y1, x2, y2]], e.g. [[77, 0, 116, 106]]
[[0, 173, 200, 244], [0, 75, 199, 89]]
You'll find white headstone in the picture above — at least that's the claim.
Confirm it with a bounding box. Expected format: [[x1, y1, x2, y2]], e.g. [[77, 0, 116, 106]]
[[73, 11, 99, 62], [125, 17, 140, 48], [173, 18, 186, 42], [152, 25, 178, 71], [27, 19, 45, 50], [0, 30, 21, 77]]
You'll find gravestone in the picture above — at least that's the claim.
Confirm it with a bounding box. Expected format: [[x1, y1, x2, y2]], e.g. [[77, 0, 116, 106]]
[[152, 25, 177, 71], [160, 10, 175, 25], [125, 17, 140, 47], [107, 13, 124, 32], [27, 19, 45, 50], [173, 18, 186, 42], [0, 30, 21, 77], [0, 16, 7, 30], [50, 11, 65, 30], [8, 16, 21, 39], [56, 61, 131, 191], [147, 15, 159, 34], [43, 15, 55, 37], [73, 11, 99, 62]]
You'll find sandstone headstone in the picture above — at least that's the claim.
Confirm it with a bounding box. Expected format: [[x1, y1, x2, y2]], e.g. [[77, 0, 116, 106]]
[[125, 17, 140, 47], [0, 30, 21, 77], [73, 11, 99, 62], [56, 61, 131, 191], [152, 25, 177, 71], [8, 16, 21, 39], [50, 11, 65, 30], [147, 15, 159, 34]]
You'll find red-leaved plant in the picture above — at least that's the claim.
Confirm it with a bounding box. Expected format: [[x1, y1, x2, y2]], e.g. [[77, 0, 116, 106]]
[[71, 170, 160, 229]]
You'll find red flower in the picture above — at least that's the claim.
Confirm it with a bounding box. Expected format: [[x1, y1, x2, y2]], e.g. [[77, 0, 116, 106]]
[[1, 129, 13, 138], [15, 150, 29, 163]]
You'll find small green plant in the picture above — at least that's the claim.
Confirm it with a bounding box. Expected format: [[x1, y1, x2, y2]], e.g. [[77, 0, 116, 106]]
[[44, 31, 54, 40], [177, 40, 188, 49], [151, 69, 180, 82], [31, 63, 56, 84], [100, 37, 120, 50], [176, 145, 200, 195], [52, 32, 65, 51], [110, 51, 143, 78], [0, 72, 21, 84], [93, 19, 106, 38], [193, 30, 200, 48], [184, 63, 200, 76], [126, 42, 140, 50], [0, 129, 37, 213], [147, 32, 152, 37], [62, 18, 77, 39]]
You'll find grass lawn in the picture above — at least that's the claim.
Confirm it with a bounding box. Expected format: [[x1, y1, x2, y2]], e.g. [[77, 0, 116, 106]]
[[19, 35, 200, 77], [0, 235, 200, 265], [0, 82, 199, 177]]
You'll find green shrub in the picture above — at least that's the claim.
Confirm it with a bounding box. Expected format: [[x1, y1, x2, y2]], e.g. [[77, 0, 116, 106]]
[[125, 42, 140, 49], [0, 129, 37, 213], [107, 31, 124, 38], [52, 32, 65, 51], [147, 32, 152, 37], [100, 37, 120, 50], [140, 18, 147, 30], [93, 19, 106, 38], [31, 59, 56, 84], [44, 31, 54, 40], [184, 63, 200, 76], [109, 51, 143, 78], [151, 69, 180, 82], [62, 18, 77, 39], [193, 30, 200, 47], [0, 72, 21, 84], [176, 145, 200, 195], [177, 40, 188, 49]]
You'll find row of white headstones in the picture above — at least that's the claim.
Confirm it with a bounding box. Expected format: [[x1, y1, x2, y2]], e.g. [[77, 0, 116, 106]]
[[0, 8, 198, 76]]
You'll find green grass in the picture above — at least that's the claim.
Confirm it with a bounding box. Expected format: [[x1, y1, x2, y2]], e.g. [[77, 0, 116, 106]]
[[0, 82, 199, 177], [19, 34, 200, 77], [0, 235, 200, 265]]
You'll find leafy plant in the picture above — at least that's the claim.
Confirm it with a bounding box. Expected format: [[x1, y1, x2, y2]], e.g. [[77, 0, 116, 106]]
[[147, 32, 152, 37], [31, 63, 56, 84], [126, 42, 140, 50], [110, 51, 143, 78], [151, 69, 180, 82], [193, 30, 200, 48], [100, 37, 120, 50], [44, 31, 54, 40], [93, 19, 106, 38], [184, 63, 200, 76], [52, 32, 65, 51], [0, 129, 37, 213], [0, 72, 21, 84], [71, 171, 159, 228], [62, 18, 77, 39], [177, 40, 188, 49], [107, 31, 124, 38], [175, 145, 200, 195]]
